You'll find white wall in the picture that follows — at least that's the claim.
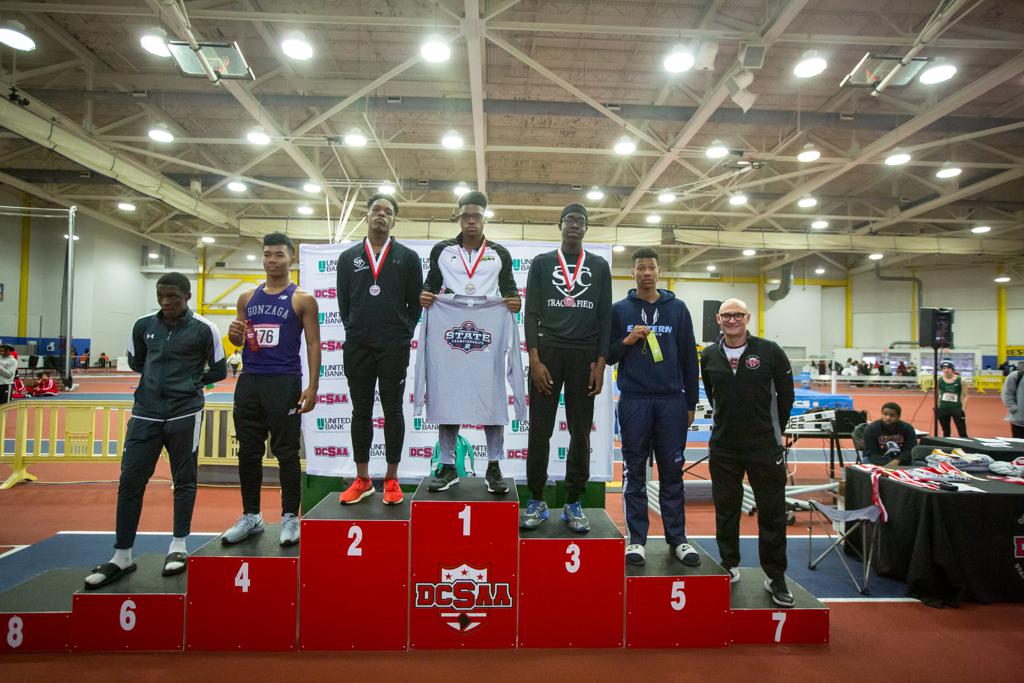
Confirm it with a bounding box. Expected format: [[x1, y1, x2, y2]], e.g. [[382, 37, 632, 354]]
[[821, 285, 846, 353], [763, 282, 822, 358]]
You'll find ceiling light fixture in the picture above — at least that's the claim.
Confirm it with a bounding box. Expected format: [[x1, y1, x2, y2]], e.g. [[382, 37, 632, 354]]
[[0, 21, 35, 52], [811, 219, 829, 229], [919, 60, 957, 85], [729, 193, 748, 206], [645, 214, 662, 224], [797, 144, 821, 162], [147, 123, 174, 143], [377, 183, 395, 195], [742, 248, 757, 256], [884, 150, 911, 166], [613, 245, 626, 253], [971, 225, 991, 234], [706, 264, 717, 272], [994, 275, 1011, 283], [705, 139, 729, 159], [657, 191, 676, 204], [246, 254, 257, 261], [935, 164, 962, 179], [343, 128, 367, 147], [148, 251, 160, 259], [613, 136, 636, 155], [139, 27, 170, 57], [793, 49, 827, 78], [797, 195, 818, 208], [303, 181, 321, 194], [868, 252, 884, 260], [441, 129, 464, 149], [297, 205, 314, 215], [815, 266, 826, 275], [63, 234, 80, 241], [246, 127, 271, 145], [421, 35, 451, 63], [453, 182, 470, 198], [663, 45, 695, 73], [280, 33, 313, 61], [484, 209, 494, 218], [227, 180, 247, 192], [201, 236, 216, 244], [586, 186, 605, 201], [117, 201, 136, 212]]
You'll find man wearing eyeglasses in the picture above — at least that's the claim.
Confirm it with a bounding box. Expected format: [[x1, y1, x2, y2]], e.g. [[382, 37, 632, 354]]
[[521, 203, 612, 533], [699, 298, 795, 607]]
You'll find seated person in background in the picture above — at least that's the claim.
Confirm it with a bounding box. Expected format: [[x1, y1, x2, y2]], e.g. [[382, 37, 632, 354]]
[[99, 352, 111, 368], [31, 371, 59, 397], [897, 360, 907, 376], [863, 402, 917, 467], [11, 374, 29, 399]]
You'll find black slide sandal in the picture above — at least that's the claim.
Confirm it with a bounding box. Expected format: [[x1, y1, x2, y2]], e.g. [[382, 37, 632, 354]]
[[83, 562, 137, 590], [162, 552, 189, 576]]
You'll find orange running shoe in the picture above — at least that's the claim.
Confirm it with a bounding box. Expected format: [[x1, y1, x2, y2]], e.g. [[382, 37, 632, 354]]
[[383, 478, 403, 505], [339, 477, 375, 505]]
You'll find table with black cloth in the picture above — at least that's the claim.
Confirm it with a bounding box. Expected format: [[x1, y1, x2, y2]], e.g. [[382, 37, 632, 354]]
[[918, 435, 1024, 461], [845, 465, 1024, 606]]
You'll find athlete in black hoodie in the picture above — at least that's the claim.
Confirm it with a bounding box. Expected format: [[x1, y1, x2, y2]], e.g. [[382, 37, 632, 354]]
[[699, 298, 795, 607]]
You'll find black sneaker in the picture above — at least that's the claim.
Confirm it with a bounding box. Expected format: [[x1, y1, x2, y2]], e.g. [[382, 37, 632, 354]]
[[485, 462, 508, 494], [428, 464, 459, 492], [764, 578, 795, 608]]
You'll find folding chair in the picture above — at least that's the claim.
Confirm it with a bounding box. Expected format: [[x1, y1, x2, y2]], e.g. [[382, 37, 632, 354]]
[[807, 499, 880, 595], [850, 422, 868, 464]]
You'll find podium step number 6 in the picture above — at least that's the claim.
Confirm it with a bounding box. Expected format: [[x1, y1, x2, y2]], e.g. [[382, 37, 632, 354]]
[[670, 580, 686, 611], [7, 616, 23, 648], [235, 561, 251, 593], [347, 525, 363, 556], [459, 505, 471, 536], [120, 599, 137, 631]]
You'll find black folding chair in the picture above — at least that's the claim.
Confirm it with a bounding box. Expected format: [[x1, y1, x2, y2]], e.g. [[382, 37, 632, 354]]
[[807, 500, 880, 595]]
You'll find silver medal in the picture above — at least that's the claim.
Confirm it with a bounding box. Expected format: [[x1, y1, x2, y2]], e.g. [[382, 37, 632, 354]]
[[465, 282, 476, 294], [369, 284, 381, 296]]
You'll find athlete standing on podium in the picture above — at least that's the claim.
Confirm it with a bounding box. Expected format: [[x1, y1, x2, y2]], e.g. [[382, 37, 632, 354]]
[[336, 194, 423, 505], [521, 203, 612, 533], [700, 298, 795, 607], [222, 232, 321, 547], [420, 191, 521, 494], [608, 248, 700, 567]]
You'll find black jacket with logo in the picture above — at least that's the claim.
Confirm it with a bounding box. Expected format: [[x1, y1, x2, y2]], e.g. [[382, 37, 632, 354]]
[[699, 335, 795, 457], [336, 238, 423, 347], [128, 309, 226, 419]]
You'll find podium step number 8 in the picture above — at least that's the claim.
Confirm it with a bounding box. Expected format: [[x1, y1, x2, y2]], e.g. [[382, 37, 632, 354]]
[[235, 562, 251, 593], [7, 616, 23, 649]]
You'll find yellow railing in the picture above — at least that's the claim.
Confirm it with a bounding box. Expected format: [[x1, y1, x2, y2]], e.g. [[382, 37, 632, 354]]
[[1, 400, 279, 489]]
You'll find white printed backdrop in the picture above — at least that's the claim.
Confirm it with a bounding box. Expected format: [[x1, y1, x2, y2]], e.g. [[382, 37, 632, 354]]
[[299, 240, 614, 482]]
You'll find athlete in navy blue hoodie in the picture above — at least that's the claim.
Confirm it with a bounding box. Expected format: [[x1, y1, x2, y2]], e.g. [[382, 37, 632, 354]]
[[608, 248, 700, 567]]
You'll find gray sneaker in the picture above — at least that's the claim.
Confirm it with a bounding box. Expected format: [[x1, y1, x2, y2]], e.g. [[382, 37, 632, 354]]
[[519, 499, 549, 530], [561, 502, 591, 533], [221, 513, 264, 544], [279, 513, 300, 546]]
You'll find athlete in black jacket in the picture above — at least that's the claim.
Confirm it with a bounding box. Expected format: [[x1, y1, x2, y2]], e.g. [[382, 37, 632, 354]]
[[699, 298, 795, 607], [85, 273, 226, 589]]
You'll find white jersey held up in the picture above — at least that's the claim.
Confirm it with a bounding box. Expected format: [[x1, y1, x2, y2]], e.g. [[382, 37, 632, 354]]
[[414, 295, 527, 426]]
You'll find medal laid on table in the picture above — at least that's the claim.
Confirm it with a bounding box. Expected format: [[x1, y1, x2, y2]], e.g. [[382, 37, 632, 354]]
[[364, 237, 392, 296], [458, 241, 486, 296], [557, 248, 585, 308]]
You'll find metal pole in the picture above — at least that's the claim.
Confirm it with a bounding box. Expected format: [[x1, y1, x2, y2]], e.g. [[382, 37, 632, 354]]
[[932, 346, 939, 436], [63, 206, 77, 389], [831, 369, 837, 395]]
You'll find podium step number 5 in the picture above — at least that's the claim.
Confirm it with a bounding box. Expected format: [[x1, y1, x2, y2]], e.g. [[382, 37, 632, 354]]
[[671, 581, 686, 611]]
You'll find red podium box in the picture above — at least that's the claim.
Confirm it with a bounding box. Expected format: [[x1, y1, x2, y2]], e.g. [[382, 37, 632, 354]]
[[410, 476, 518, 650], [518, 508, 624, 648], [730, 568, 829, 645], [185, 525, 300, 651], [299, 493, 410, 651], [0, 568, 80, 653], [73, 554, 186, 651], [625, 542, 731, 648]]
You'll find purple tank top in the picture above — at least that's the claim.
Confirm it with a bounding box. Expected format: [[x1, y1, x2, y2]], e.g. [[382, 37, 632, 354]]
[[242, 283, 303, 375]]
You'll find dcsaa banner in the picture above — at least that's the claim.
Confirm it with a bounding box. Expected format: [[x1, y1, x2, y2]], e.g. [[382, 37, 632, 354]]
[[299, 241, 614, 482]]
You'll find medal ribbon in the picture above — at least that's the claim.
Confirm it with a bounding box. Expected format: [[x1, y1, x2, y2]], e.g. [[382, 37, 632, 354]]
[[458, 240, 487, 282], [364, 237, 393, 284], [556, 248, 585, 295]]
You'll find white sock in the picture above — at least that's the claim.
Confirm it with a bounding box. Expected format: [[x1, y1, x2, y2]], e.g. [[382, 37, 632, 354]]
[[85, 547, 132, 585], [165, 537, 187, 571]]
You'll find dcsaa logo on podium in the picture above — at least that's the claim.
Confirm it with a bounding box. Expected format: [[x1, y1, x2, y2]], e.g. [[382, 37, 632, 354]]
[[414, 564, 513, 632]]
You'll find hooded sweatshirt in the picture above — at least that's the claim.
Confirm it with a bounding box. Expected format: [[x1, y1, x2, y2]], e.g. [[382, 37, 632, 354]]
[[608, 288, 699, 408]]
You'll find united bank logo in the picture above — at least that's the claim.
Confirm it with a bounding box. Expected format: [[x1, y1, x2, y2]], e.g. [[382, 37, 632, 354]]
[[319, 363, 346, 379], [313, 445, 350, 457], [317, 258, 338, 273], [444, 321, 492, 354], [557, 447, 568, 461], [318, 311, 343, 326], [511, 419, 529, 433], [413, 418, 439, 432], [368, 443, 387, 459], [414, 563, 513, 633], [511, 258, 532, 272], [315, 416, 351, 432], [421, 257, 431, 272]]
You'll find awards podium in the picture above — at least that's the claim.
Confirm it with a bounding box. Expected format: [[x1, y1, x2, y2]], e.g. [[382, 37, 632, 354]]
[[0, 476, 829, 653]]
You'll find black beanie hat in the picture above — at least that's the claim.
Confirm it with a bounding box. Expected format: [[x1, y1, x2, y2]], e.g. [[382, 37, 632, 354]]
[[560, 203, 588, 223], [458, 191, 488, 209]]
